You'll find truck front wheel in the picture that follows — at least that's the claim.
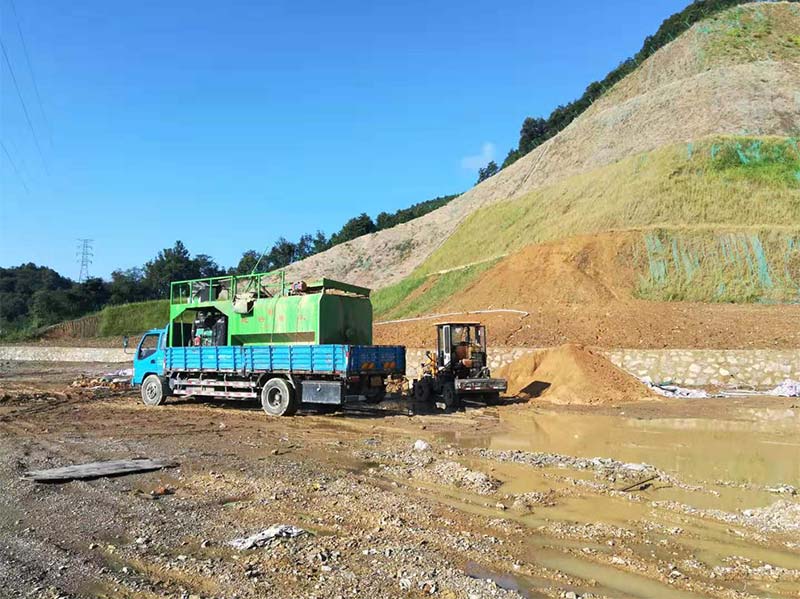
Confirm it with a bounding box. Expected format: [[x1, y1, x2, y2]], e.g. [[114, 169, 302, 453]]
[[442, 382, 460, 409], [141, 374, 169, 406], [261, 378, 298, 417]]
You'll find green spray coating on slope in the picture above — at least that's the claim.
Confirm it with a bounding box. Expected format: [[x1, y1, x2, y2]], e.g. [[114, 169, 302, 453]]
[[636, 230, 800, 303]]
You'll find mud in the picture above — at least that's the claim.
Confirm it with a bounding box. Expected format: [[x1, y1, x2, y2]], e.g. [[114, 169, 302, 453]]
[[1, 360, 799, 598]]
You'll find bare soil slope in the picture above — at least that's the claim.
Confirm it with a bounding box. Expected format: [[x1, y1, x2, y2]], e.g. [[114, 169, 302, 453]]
[[496, 344, 655, 405], [287, 2, 800, 289], [373, 231, 800, 349]]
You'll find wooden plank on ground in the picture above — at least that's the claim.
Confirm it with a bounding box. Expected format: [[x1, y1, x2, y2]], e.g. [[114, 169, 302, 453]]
[[22, 458, 177, 482]]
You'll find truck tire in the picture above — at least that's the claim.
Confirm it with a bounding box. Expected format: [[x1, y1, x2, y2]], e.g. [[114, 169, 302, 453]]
[[364, 388, 386, 404], [413, 379, 431, 403], [141, 374, 169, 407], [261, 378, 298, 417], [441, 382, 460, 409]]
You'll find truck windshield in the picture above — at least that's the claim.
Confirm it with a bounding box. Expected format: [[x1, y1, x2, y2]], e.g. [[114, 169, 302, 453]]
[[138, 334, 160, 359]]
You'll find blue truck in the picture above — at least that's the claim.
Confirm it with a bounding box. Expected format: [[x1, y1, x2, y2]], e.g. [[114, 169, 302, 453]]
[[131, 272, 405, 416]]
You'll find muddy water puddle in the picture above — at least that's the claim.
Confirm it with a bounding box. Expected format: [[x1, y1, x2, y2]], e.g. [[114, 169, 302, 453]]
[[442, 406, 800, 495], [428, 404, 800, 597]]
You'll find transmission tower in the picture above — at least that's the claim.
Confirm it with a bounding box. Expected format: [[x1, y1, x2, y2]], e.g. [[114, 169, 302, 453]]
[[76, 239, 93, 282]]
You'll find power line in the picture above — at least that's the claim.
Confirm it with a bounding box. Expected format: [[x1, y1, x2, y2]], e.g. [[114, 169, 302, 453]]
[[0, 140, 30, 194], [0, 36, 50, 176], [8, 0, 52, 146]]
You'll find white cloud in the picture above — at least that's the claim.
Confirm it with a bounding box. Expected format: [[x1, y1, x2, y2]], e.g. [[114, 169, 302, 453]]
[[460, 142, 496, 171]]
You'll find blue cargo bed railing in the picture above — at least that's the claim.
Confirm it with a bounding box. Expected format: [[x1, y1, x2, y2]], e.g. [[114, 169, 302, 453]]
[[165, 344, 405, 376]]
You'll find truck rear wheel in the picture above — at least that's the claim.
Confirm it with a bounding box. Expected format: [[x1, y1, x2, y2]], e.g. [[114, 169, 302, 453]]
[[363, 388, 386, 404], [261, 378, 298, 417], [141, 374, 169, 406]]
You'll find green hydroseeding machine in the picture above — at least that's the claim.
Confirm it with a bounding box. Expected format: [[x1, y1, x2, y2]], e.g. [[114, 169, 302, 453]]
[[131, 271, 406, 416]]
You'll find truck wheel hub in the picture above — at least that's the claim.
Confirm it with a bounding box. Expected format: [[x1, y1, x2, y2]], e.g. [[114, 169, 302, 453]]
[[266, 388, 283, 407]]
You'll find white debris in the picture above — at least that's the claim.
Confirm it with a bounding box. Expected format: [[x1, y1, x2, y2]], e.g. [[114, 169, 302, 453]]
[[641, 377, 709, 398], [102, 367, 133, 382], [740, 501, 800, 533], [767, 380, 800, 397], [229, 524, 306, 550], [766, 484, 797, 495], [413, 439, 430, 452]]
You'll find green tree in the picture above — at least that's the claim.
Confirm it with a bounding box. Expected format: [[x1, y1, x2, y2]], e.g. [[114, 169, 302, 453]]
[[266, 237, 298, 269], [329, 213, 376, 246], [477, 161, 499, 184], [30, 288, 77, 328], [312, 230, 329, 253], [141, 242, 225, 297], [109, 268, 151, 304], [233, 250, 261, 275], [71, 277, 111, 314], [193, 254, 224, 278], [518, 117, 550, 155], [296, 234, 314, 260]]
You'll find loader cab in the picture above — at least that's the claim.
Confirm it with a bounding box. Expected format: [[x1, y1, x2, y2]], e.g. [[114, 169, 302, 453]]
[[435, 322, 487, 378], [132, 327, 167, 385]]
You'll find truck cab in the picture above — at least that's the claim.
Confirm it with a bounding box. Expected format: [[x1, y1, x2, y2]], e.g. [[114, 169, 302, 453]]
[[132, 328, 167, 386]]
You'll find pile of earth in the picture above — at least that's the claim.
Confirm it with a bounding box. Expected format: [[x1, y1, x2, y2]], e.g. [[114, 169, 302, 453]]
[[496, 344, 655, 405]]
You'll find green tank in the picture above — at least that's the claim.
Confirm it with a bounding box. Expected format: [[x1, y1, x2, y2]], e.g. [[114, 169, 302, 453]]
[[167, 271, 373, 347]]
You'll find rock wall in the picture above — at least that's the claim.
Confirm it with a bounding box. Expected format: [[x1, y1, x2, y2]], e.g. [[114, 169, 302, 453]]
[[0, 346, 130, 363], [3, 345, 797, 389], [605, 349, 800, 388], [405, 347, 800, 389]]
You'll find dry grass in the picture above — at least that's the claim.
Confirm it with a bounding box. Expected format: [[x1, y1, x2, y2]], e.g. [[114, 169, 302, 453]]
[[419, 137, 800, 274], [594, 2, 800, 111]]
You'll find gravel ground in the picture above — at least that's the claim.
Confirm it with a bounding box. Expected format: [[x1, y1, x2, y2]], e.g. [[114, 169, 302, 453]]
[[1, 361, 799, 598]]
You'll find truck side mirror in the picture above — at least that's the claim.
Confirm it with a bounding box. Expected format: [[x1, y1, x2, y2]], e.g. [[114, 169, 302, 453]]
[[425, 350, 432, 359], [122, 336, 129, 350]]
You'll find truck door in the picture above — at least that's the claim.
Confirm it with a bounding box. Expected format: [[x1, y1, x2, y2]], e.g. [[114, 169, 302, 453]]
[[132, 329, 166, 385]]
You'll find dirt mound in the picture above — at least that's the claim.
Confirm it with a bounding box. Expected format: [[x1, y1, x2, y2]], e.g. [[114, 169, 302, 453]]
[[286, 3, 800, 289], [497, 344, 654, 405]]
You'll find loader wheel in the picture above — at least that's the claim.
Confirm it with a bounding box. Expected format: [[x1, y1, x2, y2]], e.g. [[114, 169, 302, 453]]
[[261, 378, 298, 417], [141, 374, 169, 407], [413, 379, 431, 403], [483, 392, 501, 405], [441, 383, 460, 409]]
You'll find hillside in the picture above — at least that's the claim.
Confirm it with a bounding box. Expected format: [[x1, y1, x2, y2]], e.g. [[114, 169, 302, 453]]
[[373, 231, 800, 349], [286, 2, 800, 289], [413, 137, 800, 278]]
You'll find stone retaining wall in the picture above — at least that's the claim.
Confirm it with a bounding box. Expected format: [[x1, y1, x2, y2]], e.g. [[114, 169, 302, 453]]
[[0, 346, 130, 363], [3, 346, 797, 388], [406, 347, 800, 388], [605, 349, 800, 388]]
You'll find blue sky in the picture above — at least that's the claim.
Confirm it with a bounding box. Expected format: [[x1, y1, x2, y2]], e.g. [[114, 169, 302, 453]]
[[1, 0, 687, 279]]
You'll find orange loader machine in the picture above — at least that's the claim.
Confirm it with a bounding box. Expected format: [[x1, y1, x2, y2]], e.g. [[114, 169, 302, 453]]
[[412, 322, 507, 408]]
